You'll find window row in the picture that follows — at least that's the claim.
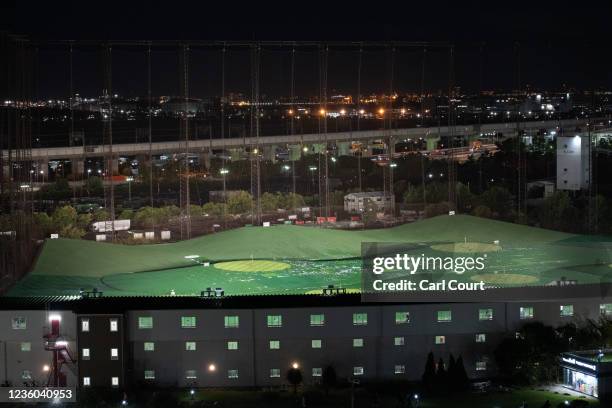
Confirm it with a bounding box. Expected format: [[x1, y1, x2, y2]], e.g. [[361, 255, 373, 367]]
[[79, 317, 119, 333], [82, 376, 119, 387], [140, 362, 489, 380], [140, 334, 486, 352], [81, 348, 119, 360]]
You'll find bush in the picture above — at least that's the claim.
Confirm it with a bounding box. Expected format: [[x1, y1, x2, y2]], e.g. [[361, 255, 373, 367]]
[[472, 204, 492, 218]]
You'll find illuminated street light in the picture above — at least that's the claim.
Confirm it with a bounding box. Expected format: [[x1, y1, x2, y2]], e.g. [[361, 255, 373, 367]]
[[340, 109, 346, 115], [288, 109, 294, 115], [43, 364, 50, 372], [319, 109, 326, 116], [302, 146, 309, 152], [253, 148, 259, 154], [359, 109, 365, 115], [291, 362, 299, 369], [378, 108, 385, 115], [208, 363, 216, 372]]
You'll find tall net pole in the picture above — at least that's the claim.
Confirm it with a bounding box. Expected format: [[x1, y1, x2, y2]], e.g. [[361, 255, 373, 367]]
[[249, 44, 262, 225], [180, 44, 191, 239]]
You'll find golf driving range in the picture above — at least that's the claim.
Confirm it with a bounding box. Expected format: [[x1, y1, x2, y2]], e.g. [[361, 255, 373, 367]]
[[5, 215, 612, 297]]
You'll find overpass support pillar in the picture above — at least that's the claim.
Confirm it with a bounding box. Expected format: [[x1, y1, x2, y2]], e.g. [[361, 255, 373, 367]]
[[337, 141, 351, 156], [263, 145, 276, 162], [199, 152, 211, 170], [73, 159, 85, 177]]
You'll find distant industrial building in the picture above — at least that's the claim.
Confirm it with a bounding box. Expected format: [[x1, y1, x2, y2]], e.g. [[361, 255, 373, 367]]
[[344, 192, 394, 213], [557, 135, 590, 191]]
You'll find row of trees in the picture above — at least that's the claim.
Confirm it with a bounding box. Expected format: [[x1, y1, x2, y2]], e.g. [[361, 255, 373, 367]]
[[495, 318, 612, 385], [405, 180, 612, 234], [421, 352, 470, 396]]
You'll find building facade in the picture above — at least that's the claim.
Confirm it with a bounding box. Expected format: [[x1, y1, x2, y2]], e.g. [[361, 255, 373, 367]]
[[2, 289, 612, 395]]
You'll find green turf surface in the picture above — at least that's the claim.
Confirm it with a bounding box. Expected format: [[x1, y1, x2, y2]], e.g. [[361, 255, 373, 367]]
[[214, 260, 290, 272], [6, 215, 612, 297]]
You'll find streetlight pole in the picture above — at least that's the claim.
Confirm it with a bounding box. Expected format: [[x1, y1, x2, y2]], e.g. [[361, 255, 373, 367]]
[[126, 176, 133, 202]]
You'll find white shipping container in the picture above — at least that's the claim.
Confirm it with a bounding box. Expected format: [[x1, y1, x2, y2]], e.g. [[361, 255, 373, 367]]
[[95, 234, 107, 242], [161, 230, 171, 240], [144, 231, 155, 240], [91, 219, 131, 232]]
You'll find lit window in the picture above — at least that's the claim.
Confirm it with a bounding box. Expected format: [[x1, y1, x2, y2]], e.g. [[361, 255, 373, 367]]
[[394, 365, 405, 374], [475, 334, 486, 343], [185, 370, 197, 379], [111, 348, 118, 360], [476, 361, 487, 371], [227, 341, 239, 350], [437, 310, 452, 322], [311, 339, 322, 349], [81, 318, 89, 332], [144, 370, 155, 379], [353, 313, 368, 326], [21, 370, 32, 380], [228, 369, 239, 379], [138, 316, 153, 329], [83, 377, 91, 386], [111, 377, 119, 387], [82, 348, 90, 360], [224, 315, 239, 328], [20, 342, 31, 352], [395, 312, 410, 324], [519, 307, 534, 320], [353, 338, 364, 348], [12, 317, 26, 330], [600, 304, 612, 316], [353, 366, 364, 376], [394, 337, 405, 346], [478, 308, 493, 321], [110, 318, 118, 332], [267, 315, 282, 327], [269, 340, 280, 350], [310, 314, 325, 326], [144, 342, 155, 351], [560, 305, 574, 317], [435, 336, 446, 345], [185, 342, 196, 351], [181, 316, 196, 328], [270, 368, 280, 378], [312, 367, 322, 377]]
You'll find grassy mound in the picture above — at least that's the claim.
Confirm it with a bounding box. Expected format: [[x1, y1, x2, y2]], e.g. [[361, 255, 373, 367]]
[[471, 273, 539, 285]]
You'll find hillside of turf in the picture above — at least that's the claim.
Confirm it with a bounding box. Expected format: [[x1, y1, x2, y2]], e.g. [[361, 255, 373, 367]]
[[29, 215, 573, 278]]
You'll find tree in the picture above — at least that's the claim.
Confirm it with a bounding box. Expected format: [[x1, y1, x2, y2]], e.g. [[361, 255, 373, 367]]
[[118, 209, 134, 220], [480, 186, 512, 218], [421, 352, 436, 392], [435, 357, 448, 394], [261, 192, 281, 212], [361, 198, 379, 224], [33, 212, 54, 237], [286, 367, 303, 394], [321, 365, 337, 396], [282, 192, 305, 210], [202, 202, 224, 217], [472, 204, 492, 218], [92, 208, 111, 222], [227, 191, 253, 215], [454, 356, 470, 391], [424, 202, 450, 218], [86, 176, 103, 196], [52, 206, 78, 231], [494, 322, 564, 385]]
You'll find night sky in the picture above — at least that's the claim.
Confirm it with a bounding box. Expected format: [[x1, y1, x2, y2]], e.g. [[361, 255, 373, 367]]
[[2, 1, 612, 98]]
